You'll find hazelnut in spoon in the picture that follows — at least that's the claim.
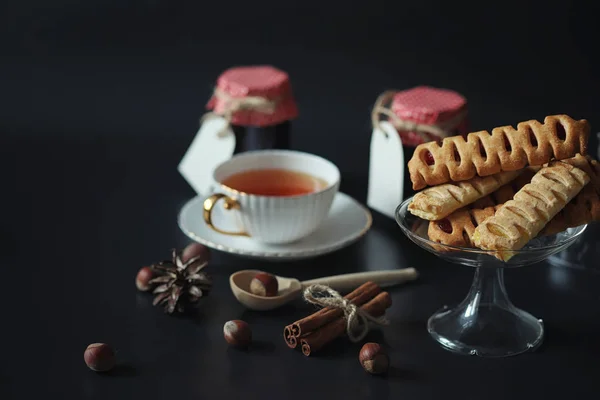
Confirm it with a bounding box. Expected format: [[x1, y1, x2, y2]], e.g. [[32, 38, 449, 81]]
[[230, 268, 418, 311], [249, 272, 279, 297]]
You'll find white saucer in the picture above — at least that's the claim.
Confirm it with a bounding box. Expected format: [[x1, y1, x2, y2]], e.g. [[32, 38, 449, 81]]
[[177, 192, 372, 261]]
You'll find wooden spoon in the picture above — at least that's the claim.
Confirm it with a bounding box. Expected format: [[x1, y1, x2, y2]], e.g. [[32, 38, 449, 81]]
[[229, 268, 418, 311]]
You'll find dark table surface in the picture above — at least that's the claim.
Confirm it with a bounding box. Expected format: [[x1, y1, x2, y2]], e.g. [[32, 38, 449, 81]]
[[2, 1, 600, 399]]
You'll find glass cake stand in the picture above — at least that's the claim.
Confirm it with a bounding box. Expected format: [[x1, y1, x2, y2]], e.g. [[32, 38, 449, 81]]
[[395, 197, 587, 358]]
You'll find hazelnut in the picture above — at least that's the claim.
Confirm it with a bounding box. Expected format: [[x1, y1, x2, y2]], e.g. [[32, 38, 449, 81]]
[[182, 242, 210, 263], [135, 266, 155, 291], [359, 343, 389, 375], [223, 320, 252, 348], [249, 272, 278, 297], [84, 343, 116, 372]]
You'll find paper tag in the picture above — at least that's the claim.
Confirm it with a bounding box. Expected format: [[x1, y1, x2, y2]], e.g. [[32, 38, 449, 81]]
[[367, 121, 404, 219], [178, 116, 236, 195]]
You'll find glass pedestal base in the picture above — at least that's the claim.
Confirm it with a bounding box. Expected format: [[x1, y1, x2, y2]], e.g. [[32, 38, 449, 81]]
[[427, 267, 544, 357], [428, 304, 544, 357]]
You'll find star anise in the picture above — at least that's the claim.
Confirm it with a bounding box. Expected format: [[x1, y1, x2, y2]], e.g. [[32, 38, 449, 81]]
[[148, 248, 212, 314]]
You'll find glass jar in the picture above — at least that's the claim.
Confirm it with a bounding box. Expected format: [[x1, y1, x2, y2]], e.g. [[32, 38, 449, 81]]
[[205, 65, 298, 155], [374, 86, 469, 198]]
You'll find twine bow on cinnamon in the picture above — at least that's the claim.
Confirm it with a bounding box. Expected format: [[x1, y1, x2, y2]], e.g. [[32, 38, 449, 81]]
[[371, 90, 467, 142], [201, 87, 280, 138], [303, 284, 389, 343]]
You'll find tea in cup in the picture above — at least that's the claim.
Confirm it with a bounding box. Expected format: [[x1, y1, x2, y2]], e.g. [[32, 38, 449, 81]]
[[202, 150, 340, 244]]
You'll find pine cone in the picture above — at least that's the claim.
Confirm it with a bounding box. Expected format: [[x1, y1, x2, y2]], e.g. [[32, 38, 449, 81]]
[[148, 248, 212, 314]]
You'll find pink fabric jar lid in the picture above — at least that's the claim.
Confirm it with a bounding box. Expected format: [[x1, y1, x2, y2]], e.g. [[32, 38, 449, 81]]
[[390, 86, 468, 146], [206, 65, 299, 128]]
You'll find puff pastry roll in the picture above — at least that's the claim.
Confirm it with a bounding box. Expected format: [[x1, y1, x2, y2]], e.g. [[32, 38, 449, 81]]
[[408, 170, 521, 221], [428, 205, 500, 248], [472, 162, 590, 260], [408, 115, 590, 190], [541, 155, 600, 235]]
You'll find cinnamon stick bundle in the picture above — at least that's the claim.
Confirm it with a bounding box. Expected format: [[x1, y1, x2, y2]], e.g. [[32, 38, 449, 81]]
[[283, 281, 381, 348], [300, 291, 392, 356]]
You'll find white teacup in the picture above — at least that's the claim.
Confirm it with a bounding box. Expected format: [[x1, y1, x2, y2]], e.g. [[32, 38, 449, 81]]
[[202, 150, 340, 244]]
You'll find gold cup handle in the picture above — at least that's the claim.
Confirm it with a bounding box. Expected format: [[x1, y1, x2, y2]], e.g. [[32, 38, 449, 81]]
[[202, 194, 250, 237]]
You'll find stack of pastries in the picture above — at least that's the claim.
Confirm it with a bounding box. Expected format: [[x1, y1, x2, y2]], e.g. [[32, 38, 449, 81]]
[[406, 114, 600, 261]]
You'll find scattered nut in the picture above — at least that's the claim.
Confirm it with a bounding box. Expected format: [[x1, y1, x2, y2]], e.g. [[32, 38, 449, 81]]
[[249, 272, 278, 297], [182, 243, 211, 263], [136, 266, 155, 291], [359, 343, 389, 375], [84, 343, 116, 372], [223, 320, 252, 348]]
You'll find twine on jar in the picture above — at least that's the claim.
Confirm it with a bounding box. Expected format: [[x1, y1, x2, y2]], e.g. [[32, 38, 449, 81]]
[[303, 284, 389, 343], [201, 88, 280, 137], [371, 90, 468, 142]]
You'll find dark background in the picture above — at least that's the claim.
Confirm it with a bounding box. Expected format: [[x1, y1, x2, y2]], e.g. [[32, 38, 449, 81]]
[[2, 0, 598, 149], [2, 1, 599, 399]]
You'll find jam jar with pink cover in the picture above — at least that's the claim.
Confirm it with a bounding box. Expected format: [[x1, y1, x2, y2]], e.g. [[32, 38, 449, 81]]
[[205, 65, 299, 155], [372, 86, 469, 198]]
